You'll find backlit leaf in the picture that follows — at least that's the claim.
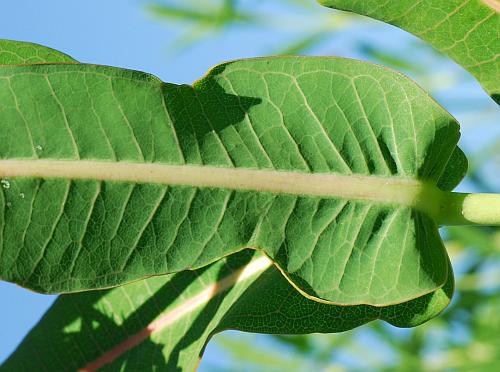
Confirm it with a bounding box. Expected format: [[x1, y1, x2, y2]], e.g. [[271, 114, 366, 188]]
[[1, 250, 453, 371], [0, 40, 465, 306]]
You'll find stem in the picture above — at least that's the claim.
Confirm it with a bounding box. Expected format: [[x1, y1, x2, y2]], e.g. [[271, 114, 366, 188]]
[[438, 192, 500, 226]]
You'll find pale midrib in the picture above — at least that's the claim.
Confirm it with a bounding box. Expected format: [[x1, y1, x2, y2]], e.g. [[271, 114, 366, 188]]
[[0, 159, 441, 215], [79, 255, 273, 371]]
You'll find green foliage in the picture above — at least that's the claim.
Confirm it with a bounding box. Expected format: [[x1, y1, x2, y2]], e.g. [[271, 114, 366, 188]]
[[0, 37, 465, 371], [0, 40, 76, 65], [1, 250, 454, 371], [150, 0, 258, 28], [1, 1, 499, 370], [319, 0, 500, 103], [0, 40, 467, 308]]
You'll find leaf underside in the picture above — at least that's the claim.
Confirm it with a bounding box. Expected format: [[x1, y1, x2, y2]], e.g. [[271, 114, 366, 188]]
[[0, 40, 466, 307], [318, 0, 500, 104], [0, 39, 462, 372]]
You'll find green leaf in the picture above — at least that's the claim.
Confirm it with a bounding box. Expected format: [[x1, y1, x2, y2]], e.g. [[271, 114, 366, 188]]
[[1, 250, 453, 372], [0, 40, 465, 306], [0, 40, 76, 65], [318, 0, 500, 103]]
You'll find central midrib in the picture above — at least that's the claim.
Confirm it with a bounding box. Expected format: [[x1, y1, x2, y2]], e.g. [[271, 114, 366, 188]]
[[0, 159, 442, 216]]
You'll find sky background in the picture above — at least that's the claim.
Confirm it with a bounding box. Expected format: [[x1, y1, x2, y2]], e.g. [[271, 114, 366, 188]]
[[1, 0, 499, 370]]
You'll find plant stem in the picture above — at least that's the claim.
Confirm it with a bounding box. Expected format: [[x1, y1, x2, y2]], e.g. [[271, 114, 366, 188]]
[[438, 192, 500, 226]]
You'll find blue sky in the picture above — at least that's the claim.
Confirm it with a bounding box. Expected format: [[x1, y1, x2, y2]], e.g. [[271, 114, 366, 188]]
[[1, 0, 499, 369]]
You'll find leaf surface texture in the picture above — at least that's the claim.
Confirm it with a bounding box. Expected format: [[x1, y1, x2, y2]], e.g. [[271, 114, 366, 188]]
[[0, 40, 465, 306]]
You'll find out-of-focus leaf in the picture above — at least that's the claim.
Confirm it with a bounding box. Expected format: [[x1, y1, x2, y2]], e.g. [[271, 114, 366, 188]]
[[276, 31, 330, 55], [149, 1, 259, 28], [214, 334, 308, 371], [358, 42, 422, 74], [446, 226, 500, 255]]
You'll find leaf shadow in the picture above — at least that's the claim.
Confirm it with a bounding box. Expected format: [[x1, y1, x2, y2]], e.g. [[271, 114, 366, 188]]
[[162, 66, 262, 153], [3, 266, 208, 371], [85, 265, 213, 370]]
